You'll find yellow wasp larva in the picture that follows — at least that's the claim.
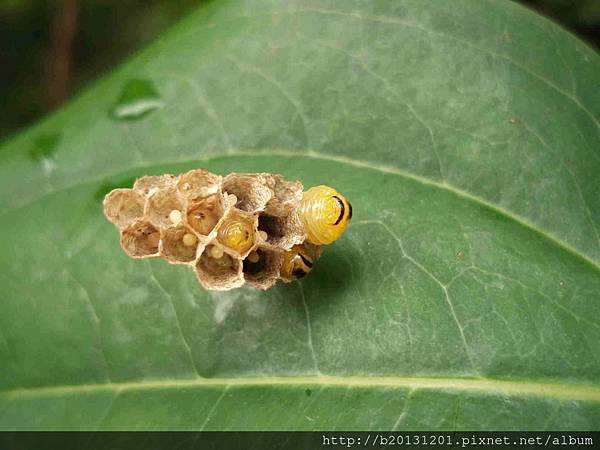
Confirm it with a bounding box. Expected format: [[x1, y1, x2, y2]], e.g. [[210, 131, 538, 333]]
[[281, 244, 319, 280], [298, 185, 352, 245], [217, 217, 255, 254]]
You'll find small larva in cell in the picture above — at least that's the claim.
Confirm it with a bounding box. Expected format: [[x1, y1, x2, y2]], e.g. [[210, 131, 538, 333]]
[[102, 169, 352, 291], [280, 243, 320, 280], [186, 195, 221, 235], [217, 217, 255, 255]]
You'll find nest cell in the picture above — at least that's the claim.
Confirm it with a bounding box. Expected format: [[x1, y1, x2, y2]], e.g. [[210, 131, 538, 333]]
[[216, 209, 258, 258], [264, 175, 304, 217], [222, 173, 273, 213], [177, 169, 221, 198], [145, 187, 184, 228], [160, 225, 200, 264], [103, 188, 145, 228], [133, 174, 176, 196], [186, 193, 224, 236], [257, 211, 304, 250], [120, 220, 160, 258], [195, 247, 244, 290], [243, 247, 282, 290]]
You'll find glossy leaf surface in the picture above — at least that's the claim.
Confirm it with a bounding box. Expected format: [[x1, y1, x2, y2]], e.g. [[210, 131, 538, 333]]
[[0, 0, 599, 430]]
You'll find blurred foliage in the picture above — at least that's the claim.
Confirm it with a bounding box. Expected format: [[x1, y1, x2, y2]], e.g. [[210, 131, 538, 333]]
[[0, 0, 202, 139], [0, 0, 597, 141], [524, 0, 600, 26]]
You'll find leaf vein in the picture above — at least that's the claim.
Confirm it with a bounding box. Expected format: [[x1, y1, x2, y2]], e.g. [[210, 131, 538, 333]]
[[3, 150, 599, 271], [2, 376, 598, 402], [284, 7, 599, 128], [356, 219, 480, 375], [198, 386, 229, 431], [297, 282, 321, 375], [145, 260, 200, 377]]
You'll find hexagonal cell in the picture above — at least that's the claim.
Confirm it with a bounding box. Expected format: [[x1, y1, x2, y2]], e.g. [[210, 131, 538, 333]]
[[145, 187, 184, 228], [195, 247, 244, 291], [177, 169, 221, 198], [257, 211, 304, 250], [120, 220, 160, 258], [103, 168, 336, 291], [160, 225, 201, 264], [186, 193, 224, 236], [222, 173, 273, 213], [243, 247, 282, 289], [103, 188, 145, 229], [216, 209, 258, 258], [133, 174, 176, 196], [264, 174, 303, 217]]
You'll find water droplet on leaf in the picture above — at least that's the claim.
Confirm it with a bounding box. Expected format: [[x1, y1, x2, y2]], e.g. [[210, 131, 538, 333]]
[[29, 132, 61, 174], [29, 133, 61, 161], [110, 78, 164, 121]]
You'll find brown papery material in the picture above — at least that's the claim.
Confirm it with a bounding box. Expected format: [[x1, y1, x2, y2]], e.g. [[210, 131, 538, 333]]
[[103, 168, 322, 290]]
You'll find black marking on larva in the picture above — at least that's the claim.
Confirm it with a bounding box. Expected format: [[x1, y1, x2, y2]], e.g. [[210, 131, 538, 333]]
[[299, 253, 313, 268], [333, 195, 345, 225], [293, 268, 308, 279], [347, 201, 353, 220]]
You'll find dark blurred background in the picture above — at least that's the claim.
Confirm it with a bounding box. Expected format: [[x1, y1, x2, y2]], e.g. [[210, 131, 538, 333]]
[[1, 0, 598, 141]]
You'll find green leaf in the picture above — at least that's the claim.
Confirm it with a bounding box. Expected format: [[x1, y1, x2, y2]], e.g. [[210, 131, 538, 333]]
[[1, 0, 599, 431]]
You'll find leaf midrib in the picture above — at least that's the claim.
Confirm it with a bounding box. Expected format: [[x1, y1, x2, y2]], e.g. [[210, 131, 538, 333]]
[[4, 150, 599, 272], [2, 376, 599, 402]]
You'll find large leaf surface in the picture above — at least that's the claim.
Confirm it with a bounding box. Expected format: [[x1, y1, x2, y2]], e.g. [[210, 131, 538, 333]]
[[0, 0, 599, 431]]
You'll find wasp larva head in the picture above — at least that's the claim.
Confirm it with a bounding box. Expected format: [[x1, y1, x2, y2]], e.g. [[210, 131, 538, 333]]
[[298, 185, 352, 245], [280, 243, 318, 280], [216, 216, 255, 256]]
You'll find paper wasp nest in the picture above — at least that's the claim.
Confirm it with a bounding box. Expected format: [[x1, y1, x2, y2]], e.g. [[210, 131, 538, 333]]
[[103, 169, 320, 291]]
